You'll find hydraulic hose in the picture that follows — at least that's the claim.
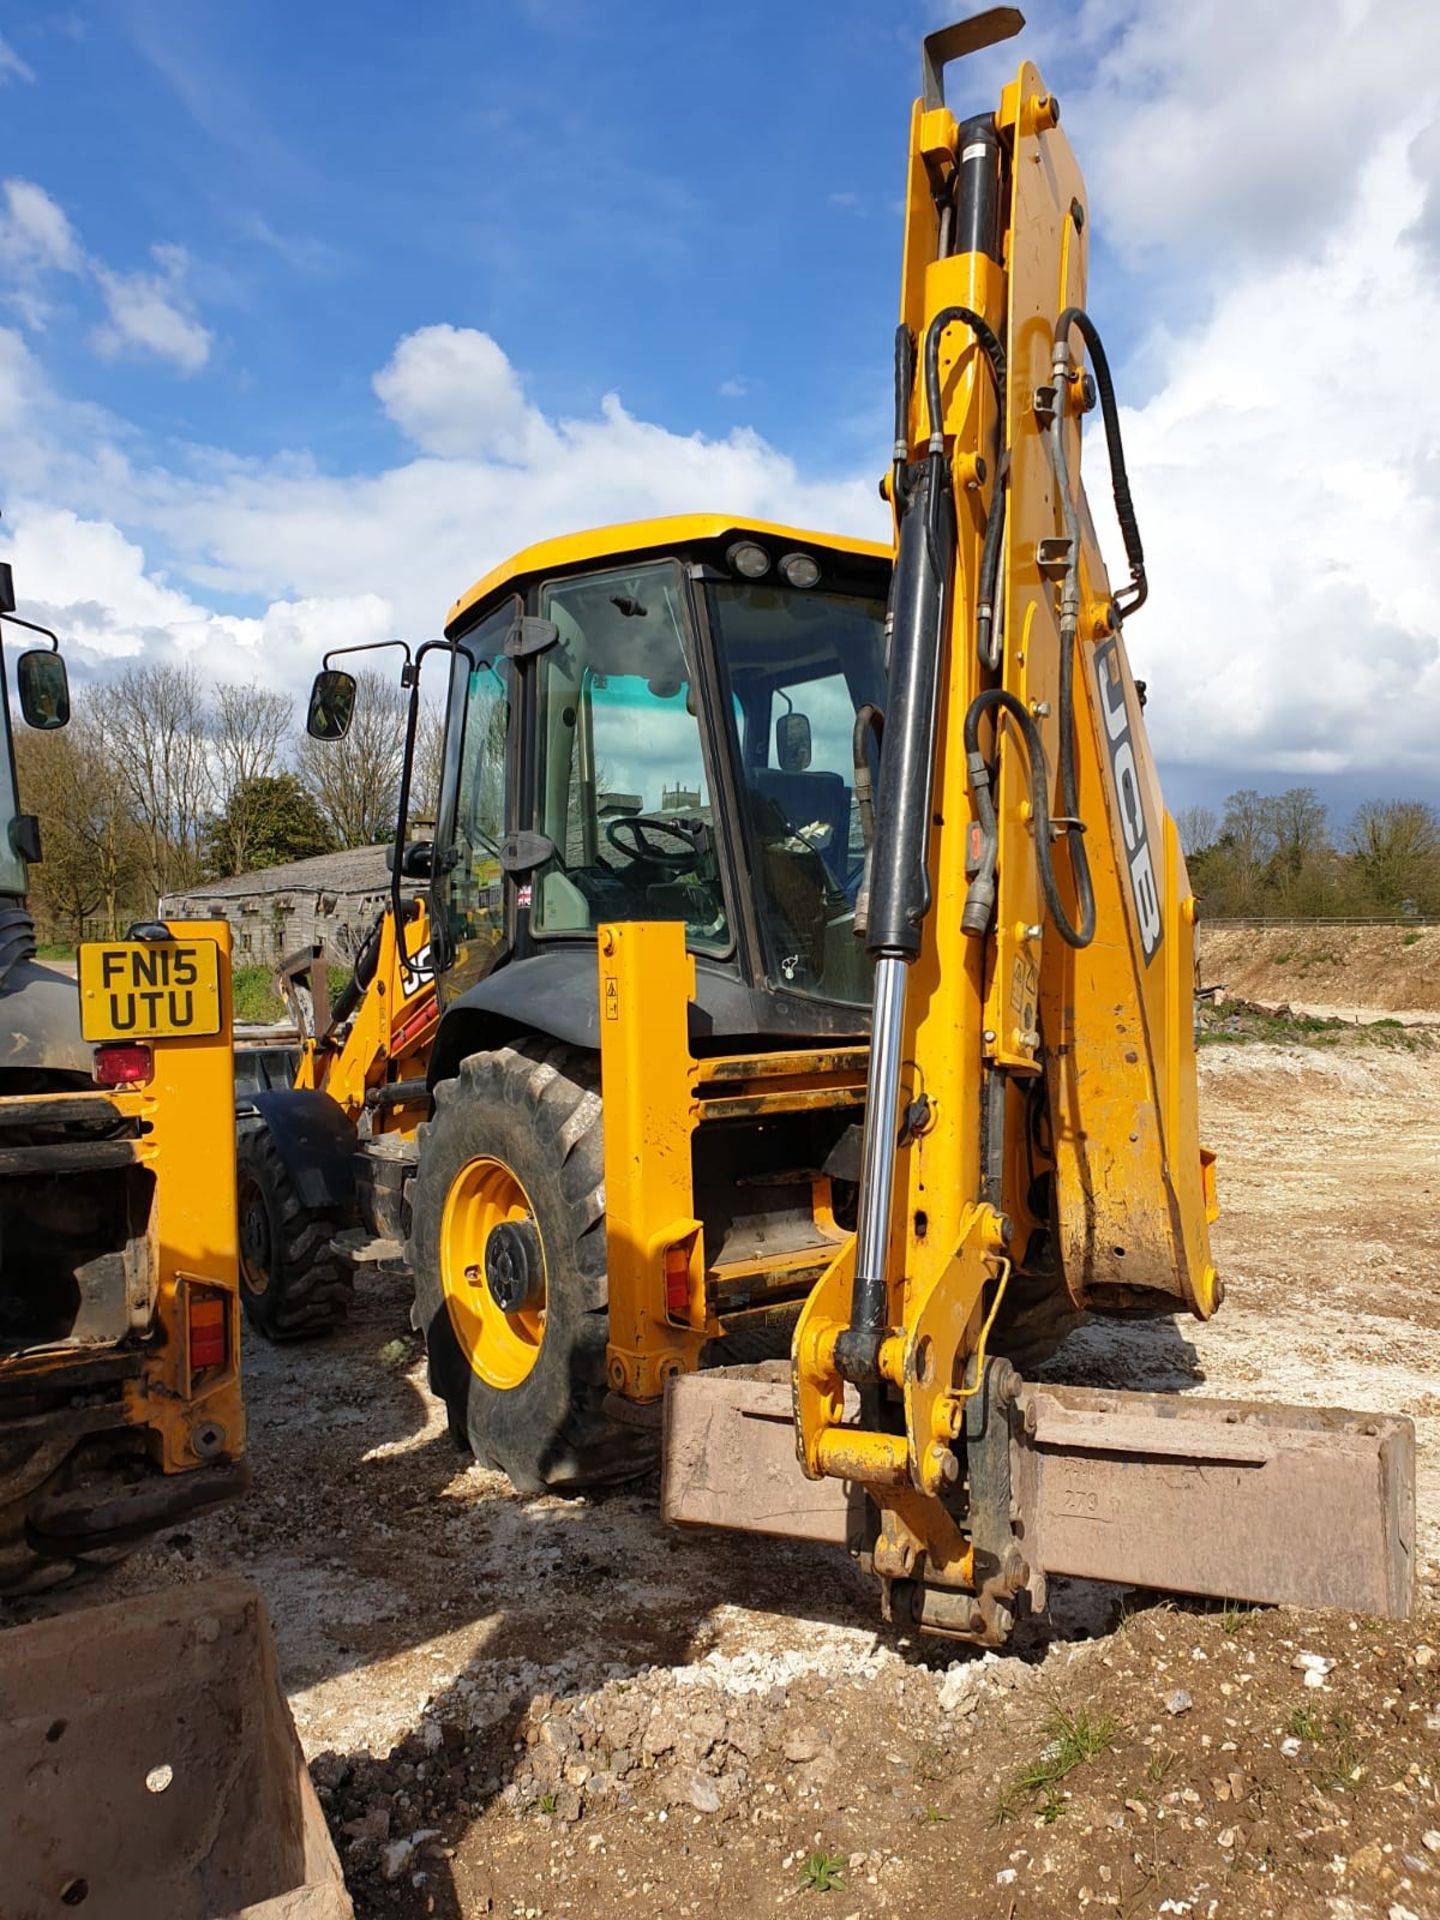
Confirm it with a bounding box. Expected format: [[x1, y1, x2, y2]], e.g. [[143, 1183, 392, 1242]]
[[850, 704, 884, 939], [922, 305, 1006, 456], [975, 449, 1008, 670], [892, 325, 916, 486], [961, 687, 1095, 950], [851, 704, 884, 853], [1040, 345, 1105, 953], [1052, 305, 1147, 618]]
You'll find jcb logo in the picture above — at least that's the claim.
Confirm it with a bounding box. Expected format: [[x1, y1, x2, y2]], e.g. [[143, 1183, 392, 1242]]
[[1095, 641, 1163, 965]]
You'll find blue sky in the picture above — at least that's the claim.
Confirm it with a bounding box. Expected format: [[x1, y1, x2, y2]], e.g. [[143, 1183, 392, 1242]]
[[7, 1, 1104, 469], [1, 0, 1438, 823]]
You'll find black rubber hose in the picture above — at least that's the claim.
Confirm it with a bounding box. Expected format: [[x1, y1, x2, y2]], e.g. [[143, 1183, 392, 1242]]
[[922, 304, 1006, 454], [962, 688, 1095, 949], [1053, 305, 1146, 617], [976, 449, 1009, 669], [851, 705, 884, 851], [892, 324, 915, 467]]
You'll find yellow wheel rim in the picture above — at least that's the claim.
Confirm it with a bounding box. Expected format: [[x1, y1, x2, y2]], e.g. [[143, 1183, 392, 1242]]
[[440, 1156, 546, 1389]]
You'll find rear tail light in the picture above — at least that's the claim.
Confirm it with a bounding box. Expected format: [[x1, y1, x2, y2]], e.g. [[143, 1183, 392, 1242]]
[[189, 1294, 228, 1371], [94, 1042, 152, 1087], [664, 1244, 690, 1318]]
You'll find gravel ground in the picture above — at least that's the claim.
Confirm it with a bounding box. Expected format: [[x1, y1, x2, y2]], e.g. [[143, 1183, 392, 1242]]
[[7, 1033, 1440, 1919]]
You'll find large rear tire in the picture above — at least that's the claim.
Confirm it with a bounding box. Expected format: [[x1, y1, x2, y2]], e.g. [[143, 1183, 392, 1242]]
[[408, 1041, 654, 1494], [236, 1126, 354, 1340]]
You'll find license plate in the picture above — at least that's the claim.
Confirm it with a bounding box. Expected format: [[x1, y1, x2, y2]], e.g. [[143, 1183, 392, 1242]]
[[78, 939, 223, 1043]]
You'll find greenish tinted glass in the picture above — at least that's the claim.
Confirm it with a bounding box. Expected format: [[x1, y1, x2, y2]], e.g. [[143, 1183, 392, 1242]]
[[532, 562, 728, 953], [707, 580, 887, 1006]]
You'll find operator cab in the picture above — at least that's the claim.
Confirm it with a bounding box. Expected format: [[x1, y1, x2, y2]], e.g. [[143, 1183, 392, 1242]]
[[432, 518, 890, 1034]]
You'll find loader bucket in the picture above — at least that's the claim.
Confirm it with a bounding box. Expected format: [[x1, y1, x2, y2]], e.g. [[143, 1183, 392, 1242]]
[[1, 1576, 352, 1920]]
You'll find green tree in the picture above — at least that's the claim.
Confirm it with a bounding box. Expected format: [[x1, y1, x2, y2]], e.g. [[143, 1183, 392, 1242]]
[[203, 773, 335, 877], [296, 668, 407, 848], [1346, 800, 1440, 913], [1264, 787, 1328, 879], [15, 713, 149, 940]]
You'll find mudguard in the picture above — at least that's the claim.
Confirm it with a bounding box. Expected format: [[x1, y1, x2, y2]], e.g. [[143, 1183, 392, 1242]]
[[429, 947, 868, 1090], [235, 1086, 358, 1216]]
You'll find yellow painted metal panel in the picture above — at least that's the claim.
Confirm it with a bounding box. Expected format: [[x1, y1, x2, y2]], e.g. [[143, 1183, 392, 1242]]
[[446, 515, 889, 633]]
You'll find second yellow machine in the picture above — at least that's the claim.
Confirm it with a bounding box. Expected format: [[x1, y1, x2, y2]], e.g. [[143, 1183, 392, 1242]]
[[292, 8, 1412, 1639]]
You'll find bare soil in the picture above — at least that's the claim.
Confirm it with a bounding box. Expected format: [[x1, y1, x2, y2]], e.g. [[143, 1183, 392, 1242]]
[[7, 1034, 1440, 1920], [1200, 924, 1440, 1017]]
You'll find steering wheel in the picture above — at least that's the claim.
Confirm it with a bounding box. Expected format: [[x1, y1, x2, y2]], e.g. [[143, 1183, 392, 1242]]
[[604, 814, 702, 872]]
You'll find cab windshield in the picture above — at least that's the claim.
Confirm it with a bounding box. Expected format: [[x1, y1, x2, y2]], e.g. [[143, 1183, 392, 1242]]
[[708, 578, 887, 1006], [531, 562, 728, 953]]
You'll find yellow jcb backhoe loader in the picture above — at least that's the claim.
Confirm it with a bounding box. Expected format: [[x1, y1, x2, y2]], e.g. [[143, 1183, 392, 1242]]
[[0, 560, 352, 1918], [235, 889, 438, 1338], [298, 8, 1412, 1639], [0, 562, 247, 1589]]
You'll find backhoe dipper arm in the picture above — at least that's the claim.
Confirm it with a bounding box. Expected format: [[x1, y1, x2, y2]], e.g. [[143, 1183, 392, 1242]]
[[791, 8, 1221, 1631]]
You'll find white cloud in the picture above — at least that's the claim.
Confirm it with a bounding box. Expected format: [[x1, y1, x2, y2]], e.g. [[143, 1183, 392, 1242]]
[[0, 180, 79, 274], [0, 179, 211, 370], [0, 503, 392, 695], [373, 325, 551, 461], [1053, 0, 1440, 265], [718, 375, 749, 399], [0, 37, 34, 86], [0, 327, 878, 703], [0, 325, 43, 430], [1109, 119, 1440, 777], [91, 243, 212, 374]]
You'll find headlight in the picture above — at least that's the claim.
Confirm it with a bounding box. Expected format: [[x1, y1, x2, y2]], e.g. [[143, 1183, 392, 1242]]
[[725, 540, 771, 579], [778, 551, 821, 589]]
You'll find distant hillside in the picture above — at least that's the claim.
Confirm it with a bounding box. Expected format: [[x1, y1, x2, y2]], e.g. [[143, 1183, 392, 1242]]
[[1198, 923, 1440, 1015]]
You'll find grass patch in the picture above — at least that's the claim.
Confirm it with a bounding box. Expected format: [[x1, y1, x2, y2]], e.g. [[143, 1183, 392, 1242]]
[[1197, 1002, 1437, 1053], [232, 965, 287, 1025], [1289, 1707, 1363, 1791], [799, 1851, 846, 1894], [1402, 930, 1422, 946], [996, 1702, 1119, 1823], [36, 941, 75, 960]]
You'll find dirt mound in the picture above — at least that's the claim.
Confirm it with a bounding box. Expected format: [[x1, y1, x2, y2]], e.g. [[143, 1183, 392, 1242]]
[[10, 1036, 1440, 1918], [1200, 922, 1440, 1015]]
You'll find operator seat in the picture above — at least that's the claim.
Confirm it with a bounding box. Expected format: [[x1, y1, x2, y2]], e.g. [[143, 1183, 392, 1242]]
[[749, 768, 850, 885]]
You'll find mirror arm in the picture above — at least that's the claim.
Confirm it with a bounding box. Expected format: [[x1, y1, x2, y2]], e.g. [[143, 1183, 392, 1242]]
[[322, 637, 414, 672], [0, 613, 60, 651], [391, 667, 427, 986]]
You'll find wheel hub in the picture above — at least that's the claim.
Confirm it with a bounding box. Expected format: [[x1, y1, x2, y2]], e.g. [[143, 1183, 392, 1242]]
[[440, 1155, 547, 1390], [485, 1219, 544, 1316], [237, 1179, 272, 1296]]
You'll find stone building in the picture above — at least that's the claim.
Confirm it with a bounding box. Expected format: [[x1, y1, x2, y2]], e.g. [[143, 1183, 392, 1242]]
[[160, 846, 400, 968]]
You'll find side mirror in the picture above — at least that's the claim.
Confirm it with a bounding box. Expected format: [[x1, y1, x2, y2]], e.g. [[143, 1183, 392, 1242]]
[[776, 710, 812, 773], [388, 840, 434, 879], [17, 649, 70, 731], [306, 669, 357, 741]]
